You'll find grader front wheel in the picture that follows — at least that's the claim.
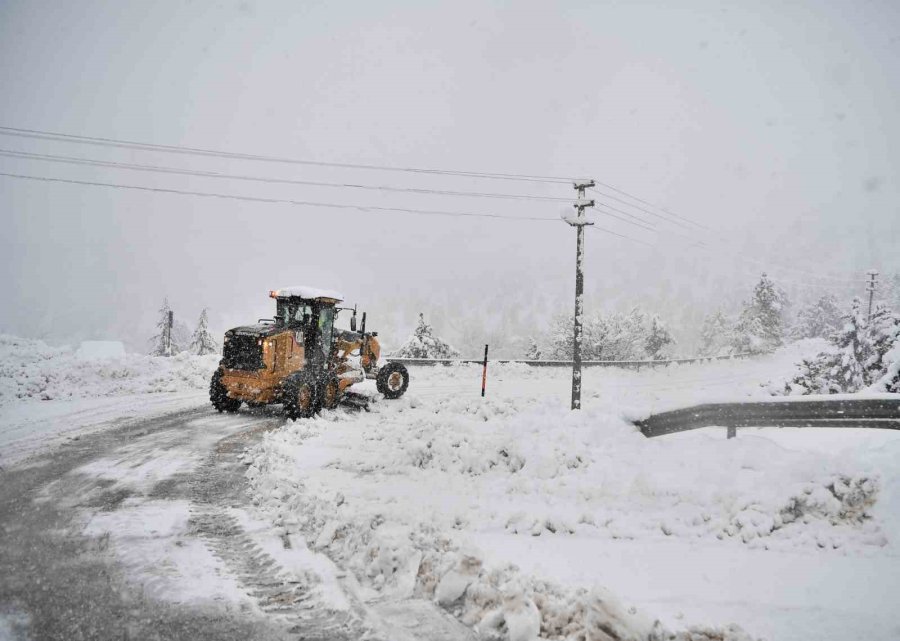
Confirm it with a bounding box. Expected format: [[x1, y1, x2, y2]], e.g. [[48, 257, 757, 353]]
[[283, 373, 321, 420], [322, 376, 342, 410], [376, 362, 409, 399], [210, 369, 241, 413]]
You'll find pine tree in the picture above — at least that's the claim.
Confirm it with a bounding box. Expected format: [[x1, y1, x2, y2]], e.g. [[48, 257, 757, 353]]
[[866, 304, 900, 392], [189, 308, 219, 355], [524, 337, 543, 360], [792, 294, 843, 340], [698, 310, 731, 357], [392, 313, 461, 359], [830, 298, 869, 391], [149, 298, 179, 356], [784, 298, 872, 394], [732, 274, 785, 353], [645, 315, 674, 360]]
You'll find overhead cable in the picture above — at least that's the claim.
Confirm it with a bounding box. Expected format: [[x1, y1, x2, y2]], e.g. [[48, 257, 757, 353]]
[[0, 148, 572, 203], [0, 125, 582, 185], [0, 171, 559, 222]]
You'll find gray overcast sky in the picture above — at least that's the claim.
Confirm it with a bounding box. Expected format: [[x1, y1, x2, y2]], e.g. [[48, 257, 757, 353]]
[[1, 0, 898, 352]]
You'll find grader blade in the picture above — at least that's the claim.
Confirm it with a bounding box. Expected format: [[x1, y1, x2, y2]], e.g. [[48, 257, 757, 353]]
[[340, 391, 376, 412]]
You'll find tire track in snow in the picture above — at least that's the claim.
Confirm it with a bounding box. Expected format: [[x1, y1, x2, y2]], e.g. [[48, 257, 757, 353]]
[[188, 422, 375, 640]]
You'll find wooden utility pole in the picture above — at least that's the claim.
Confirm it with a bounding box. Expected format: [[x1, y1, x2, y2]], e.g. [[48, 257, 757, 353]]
[[566, 180, 595, 410], [165, 310, 174, 356], [866, 270, 879, 323]]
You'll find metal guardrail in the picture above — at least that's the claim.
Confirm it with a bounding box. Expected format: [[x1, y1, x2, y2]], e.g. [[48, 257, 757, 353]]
[[386, 352, 755, 369], [635, 397, 900, 438]]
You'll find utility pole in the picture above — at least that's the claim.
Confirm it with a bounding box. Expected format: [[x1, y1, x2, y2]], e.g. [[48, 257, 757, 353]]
[[866, 270, 879, 323], [165, 310, 174, 356], [566, 180, 595, 410]]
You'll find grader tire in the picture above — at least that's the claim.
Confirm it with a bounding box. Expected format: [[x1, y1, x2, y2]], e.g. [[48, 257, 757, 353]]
[[376, 362, 409, 399], [210, 369, 241, 413], [322, 376, 342, 410], [283, 372, 321, 420]]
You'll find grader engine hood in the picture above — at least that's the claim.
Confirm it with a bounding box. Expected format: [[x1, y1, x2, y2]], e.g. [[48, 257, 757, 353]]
[[226, 323, 282, 339], [222, 324, 283, 372]]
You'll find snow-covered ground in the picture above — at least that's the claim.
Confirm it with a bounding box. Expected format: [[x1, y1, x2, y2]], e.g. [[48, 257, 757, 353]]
[[4, 334, 899, 640], [0, 334, 216, 465], [0, 334, 219, 405], [245, 342, 900, 641]]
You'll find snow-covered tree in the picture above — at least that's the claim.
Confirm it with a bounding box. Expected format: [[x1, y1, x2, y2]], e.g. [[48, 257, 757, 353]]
[[644, 315, 674, 360], [189, 308, 219, 355], [732, 274, 786, 353], [783, 298, 900, 394], [867, 304, 900, 392], [824, 298, 868, 391], [547, 308, 650, 361], [792, 294, 843, 340], [546, 314, 575, 360], [524, 336, 543, 360], [591, 308, 649, 361], [149, 298, 181, 356], [698, 310, 732, 357], [392, 313, 460, 359]]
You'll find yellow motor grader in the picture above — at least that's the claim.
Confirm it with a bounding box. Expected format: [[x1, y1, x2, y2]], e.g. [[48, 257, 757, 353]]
[[209, 286, 409, 419]]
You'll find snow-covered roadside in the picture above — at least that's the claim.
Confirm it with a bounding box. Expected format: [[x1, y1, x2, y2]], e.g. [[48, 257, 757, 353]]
[[0, 334, 218, 466], [244, 344, 900, 641], [0, 334, 219, 404]]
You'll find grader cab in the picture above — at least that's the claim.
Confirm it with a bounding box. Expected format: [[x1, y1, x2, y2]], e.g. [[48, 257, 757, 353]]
[[210, 286, 409, 418]]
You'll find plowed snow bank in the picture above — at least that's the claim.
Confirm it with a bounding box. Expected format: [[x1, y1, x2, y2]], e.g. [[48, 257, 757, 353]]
[[0, 334, 219, 405], [245, 346, 898, 640]]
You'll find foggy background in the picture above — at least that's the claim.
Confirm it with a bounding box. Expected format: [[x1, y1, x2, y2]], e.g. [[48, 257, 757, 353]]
[[1, 0, 898, 356]]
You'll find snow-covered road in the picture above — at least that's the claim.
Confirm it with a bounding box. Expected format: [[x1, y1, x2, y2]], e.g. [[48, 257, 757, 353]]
[[0, 399, 476, 641]]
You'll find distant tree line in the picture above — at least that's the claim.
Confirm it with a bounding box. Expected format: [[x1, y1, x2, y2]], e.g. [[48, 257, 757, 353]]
[[525, 308, 675, 362]]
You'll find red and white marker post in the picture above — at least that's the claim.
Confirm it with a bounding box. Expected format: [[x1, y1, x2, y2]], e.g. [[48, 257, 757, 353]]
[[481, 344, 489, 397]]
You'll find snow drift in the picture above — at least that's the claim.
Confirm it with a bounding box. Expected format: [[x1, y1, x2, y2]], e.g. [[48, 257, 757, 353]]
[[244, 355, 896, 640], [0, 334, 219, 405]]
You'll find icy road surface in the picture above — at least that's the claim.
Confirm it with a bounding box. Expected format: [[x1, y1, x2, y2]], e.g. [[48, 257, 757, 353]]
[[0, 400, 475, 641]]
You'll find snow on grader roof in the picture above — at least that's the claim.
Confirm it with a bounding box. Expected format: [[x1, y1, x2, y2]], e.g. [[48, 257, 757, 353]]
[[268, 286, 344, 302]]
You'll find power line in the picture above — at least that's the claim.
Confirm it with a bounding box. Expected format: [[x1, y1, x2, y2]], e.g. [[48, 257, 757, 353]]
[[588, 186, 866, 288], [660, 231, 867, 291], [0, 171, 860, 289], [588, 187, 694, 230], [592, 201, 657, 231], [0, 125, 582, 185], [592, 179, 708, 230], [587, 224, 654, 248], [0, 169, 658, 247], [0, 148, 572, 203], [589, 185, 862, 286], [0, 171, 559, 222]]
